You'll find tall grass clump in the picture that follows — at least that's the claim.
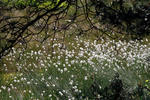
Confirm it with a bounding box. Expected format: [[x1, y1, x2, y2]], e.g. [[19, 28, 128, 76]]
[[0, 37, 150, 99]]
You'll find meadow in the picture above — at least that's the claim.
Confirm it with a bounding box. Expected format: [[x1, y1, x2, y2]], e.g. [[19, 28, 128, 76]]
[[0, 36, 150, 100]]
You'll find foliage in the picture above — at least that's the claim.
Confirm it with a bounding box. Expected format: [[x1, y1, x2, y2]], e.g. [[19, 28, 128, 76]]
[[1, 0, 63, 9], [93, 0, 150, 36], [0, 0, 69, 58], [0, 1, 150, 99], [0, 0, 150, 58]]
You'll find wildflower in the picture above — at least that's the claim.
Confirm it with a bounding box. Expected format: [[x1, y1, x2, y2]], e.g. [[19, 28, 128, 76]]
[[75, 89, 78, 92], [59, 91, 63, 96], [1, 86, 6, 90], [48, 76, 51, 80], [8, 88, 11, 92], [52, 84, 55, 87], [64, 68, 67, 71], [41, 77, 45, 81], [60, 69, 63, 73], [84, 76, 88, 80], [27, 81, 31, 85], [9, 96, 12, 98], [69, 80, 73, 85], [29, 90, 32, 93], [46, 84, 50, 87], [56, 77, 58, 80], [48, 94, 52, 97], [14, 80, 17, 82], [71, 75, 74, 78], [42, 91, 45, 93], [24, 90, 26, 93], [41, 93, 43, 96], [17, 80, 20, 83], [73, 86, 77, 89]]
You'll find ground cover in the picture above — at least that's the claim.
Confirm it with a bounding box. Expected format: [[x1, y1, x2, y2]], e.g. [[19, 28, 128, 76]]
[[0, 36, 150, 100]]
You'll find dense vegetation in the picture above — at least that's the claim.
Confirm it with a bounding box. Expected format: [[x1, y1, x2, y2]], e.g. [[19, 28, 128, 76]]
[[1, 38, 150, 99], [0, 0, 150, 58], [0, 0, 150, 100]]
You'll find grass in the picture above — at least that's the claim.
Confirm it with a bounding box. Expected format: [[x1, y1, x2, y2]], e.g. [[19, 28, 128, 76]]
[[0, 36, 150, 99]]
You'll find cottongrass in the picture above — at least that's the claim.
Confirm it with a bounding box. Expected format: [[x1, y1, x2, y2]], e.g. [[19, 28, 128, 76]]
[[0, 37, 150, 99]]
